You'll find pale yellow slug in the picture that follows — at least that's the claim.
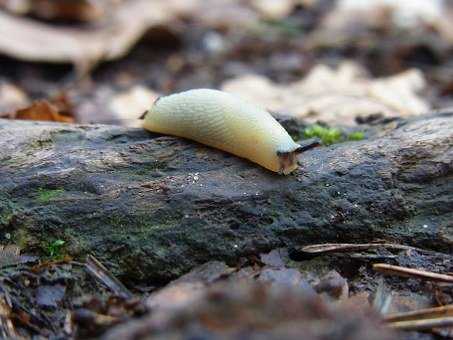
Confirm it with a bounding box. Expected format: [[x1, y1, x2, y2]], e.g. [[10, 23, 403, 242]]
[[143, 89, 303, 174]]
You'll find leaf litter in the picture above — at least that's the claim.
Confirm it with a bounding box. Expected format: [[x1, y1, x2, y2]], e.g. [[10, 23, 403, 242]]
[[222, 61, 430, 126]]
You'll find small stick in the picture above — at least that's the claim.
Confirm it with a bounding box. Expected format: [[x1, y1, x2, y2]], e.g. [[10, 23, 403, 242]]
[[373, 264, 453, 283], [388, 316, 453, 331], [385, 305, 453, 322], [85, 255, 133, 299], [300, 243, 417, 254]]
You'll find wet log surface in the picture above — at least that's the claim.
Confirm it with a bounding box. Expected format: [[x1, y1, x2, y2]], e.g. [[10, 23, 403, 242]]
[[0, 112, 452, 283]]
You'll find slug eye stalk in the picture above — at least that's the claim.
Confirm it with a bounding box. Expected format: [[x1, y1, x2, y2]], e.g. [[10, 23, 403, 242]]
[[295, 140, 321, 153]]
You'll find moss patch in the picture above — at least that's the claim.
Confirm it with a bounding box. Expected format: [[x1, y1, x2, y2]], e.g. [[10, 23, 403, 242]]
[[304, 124, 365, 146], [347, 131, 365, 141], [36, 188, 65, 203]]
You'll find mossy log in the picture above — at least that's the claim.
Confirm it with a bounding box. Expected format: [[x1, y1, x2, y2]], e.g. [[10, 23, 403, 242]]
[[0, 113, 452, 282]]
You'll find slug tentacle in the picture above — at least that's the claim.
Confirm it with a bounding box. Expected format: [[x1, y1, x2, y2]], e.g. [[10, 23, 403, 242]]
[[143, 89, 304, 174]]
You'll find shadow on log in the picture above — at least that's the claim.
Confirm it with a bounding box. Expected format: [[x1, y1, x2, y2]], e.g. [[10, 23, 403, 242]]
[[0, 112, 452, 282]]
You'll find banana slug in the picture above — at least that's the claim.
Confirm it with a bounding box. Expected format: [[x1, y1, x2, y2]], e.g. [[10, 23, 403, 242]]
[[143, 89, 307, 174]]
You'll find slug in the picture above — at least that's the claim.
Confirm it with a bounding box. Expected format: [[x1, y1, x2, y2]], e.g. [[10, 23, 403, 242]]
[[143, 89, 305, 174]]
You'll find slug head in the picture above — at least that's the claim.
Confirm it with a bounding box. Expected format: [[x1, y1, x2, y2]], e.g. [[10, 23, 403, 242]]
[[276, 141, 320, 175], [277, 150, 299, 175]]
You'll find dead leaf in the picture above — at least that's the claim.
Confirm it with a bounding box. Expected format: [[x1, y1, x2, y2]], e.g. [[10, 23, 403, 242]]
[[146, 261, 235, 311], [327, 0, 445, 30], [251, 0, 296, 20], [0, 245, 19, 268], [109, 281, 398, 340], [14, 100, 74, 123], [309, 0, 453, 48], [0, 82, 29, 117], [181, 0, 259, 30], [222, 61, 430, 125], [147, 281, 205, 311], [0, 0, 117, 22], [76, 85, 159, 126], [0, 0, 301, 72], [0, 244, 37, 268], [109, 86, 159, 127], [0, 0, 181, 72]]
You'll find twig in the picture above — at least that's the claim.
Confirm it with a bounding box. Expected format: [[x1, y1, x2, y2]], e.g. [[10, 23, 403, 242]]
[[300, 243, 417, 254], [388, 317, 453, 331], [85, 255, 133, 299], [385, 305, 453, 322], [373, 264, 453, 283]]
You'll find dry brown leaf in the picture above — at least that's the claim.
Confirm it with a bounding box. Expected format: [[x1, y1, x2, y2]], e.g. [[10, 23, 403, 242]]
[[173, 0, 299, 29], [0, 0, 183, 71], [310, 0, 453, 46], [0, 82, 29, 117], [0, 0, 118, 22], [0, 0, 301, 71], [108, 86, 159, 127], [222, 61, 430, 126], [0, 244, 37, 268], [15, 100, 74, 123], [0, 245, 20, 268], [76, 85, 159, 126], [330, 0, 444, 29], [250, 0, 295, 20], [146, 261, 234, 311], [185, 0, 259, 30]]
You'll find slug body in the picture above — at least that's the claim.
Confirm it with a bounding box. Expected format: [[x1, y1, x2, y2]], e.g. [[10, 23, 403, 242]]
[[143, 89, 302, 174]]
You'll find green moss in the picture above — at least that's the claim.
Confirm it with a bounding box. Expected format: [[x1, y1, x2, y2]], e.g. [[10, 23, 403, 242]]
[[304, 124, 342, 145], [304, 124, 365, 145], [36, 188, 65, 203], [347, 131, 365, 141]]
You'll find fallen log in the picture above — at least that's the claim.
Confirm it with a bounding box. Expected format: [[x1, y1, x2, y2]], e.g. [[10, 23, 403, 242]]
[[0, 112, 451, 282]]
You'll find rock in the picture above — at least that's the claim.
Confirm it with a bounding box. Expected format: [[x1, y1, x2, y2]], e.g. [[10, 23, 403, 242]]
[[0, 112, 451, 282]]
